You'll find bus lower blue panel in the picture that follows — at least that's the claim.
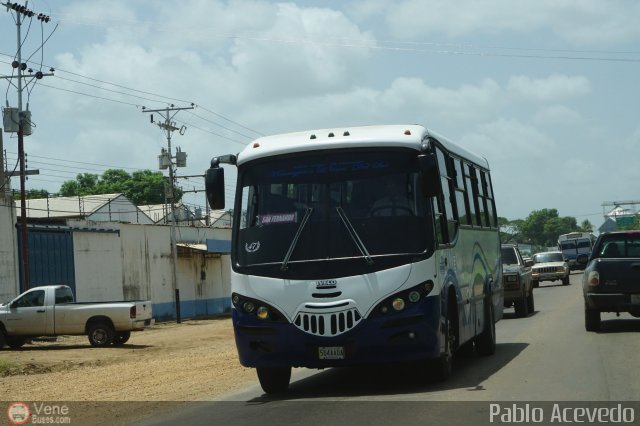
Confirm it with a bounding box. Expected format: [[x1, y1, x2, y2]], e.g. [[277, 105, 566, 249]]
[[153, 297, 231, 321], [233, 296, 443, 369]]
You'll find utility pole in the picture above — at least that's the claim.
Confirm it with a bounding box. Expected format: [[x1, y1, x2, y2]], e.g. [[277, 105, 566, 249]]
[[142, 105, 193, 323], [1, 2, 54, 290]]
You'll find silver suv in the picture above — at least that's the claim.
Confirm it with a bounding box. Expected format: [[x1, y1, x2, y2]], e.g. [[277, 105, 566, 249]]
[[531, 251, 570, 286]]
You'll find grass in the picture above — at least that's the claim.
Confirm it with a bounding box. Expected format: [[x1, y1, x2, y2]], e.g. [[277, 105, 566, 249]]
[[0, 359, 20, 376]]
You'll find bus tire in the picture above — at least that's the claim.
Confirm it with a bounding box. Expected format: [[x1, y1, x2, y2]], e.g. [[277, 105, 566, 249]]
[[476, 299, 496, 356], [256, 367, 291, 394], [433, 310, 455, 381]]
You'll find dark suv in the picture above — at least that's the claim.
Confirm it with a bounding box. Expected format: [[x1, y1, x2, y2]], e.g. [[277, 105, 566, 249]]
[[502, 244, 534, 318]]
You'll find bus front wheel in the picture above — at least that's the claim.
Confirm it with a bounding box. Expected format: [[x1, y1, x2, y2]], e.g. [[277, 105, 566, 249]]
[[256, 366, 291, 394]]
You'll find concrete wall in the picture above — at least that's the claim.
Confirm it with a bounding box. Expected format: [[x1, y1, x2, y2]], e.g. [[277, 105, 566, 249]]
[[71, 221, 232, 320], [0, 194, 19, 302], [0, 216, 231, 319], [73, 230, 124, 302]]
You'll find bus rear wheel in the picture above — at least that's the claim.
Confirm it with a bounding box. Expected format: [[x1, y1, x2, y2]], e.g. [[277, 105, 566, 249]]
[[256, 367, 291, 394]]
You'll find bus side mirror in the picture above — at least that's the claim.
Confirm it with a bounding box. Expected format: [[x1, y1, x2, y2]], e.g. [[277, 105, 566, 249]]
[[418, 153, 440, 198], [205, 166, 225, 210]]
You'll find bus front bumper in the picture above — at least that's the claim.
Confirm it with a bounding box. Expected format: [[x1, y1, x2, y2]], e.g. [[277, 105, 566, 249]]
[[232, 297, 442, 369]]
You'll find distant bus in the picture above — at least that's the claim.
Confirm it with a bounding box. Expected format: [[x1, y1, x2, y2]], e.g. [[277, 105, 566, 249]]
[[558, 232, 596, 270], [205, 124, 503, 393]]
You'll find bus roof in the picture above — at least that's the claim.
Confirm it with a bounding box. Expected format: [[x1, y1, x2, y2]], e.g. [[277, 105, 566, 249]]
[[236, 124, 490, 169], [558, 232, 595, 242]]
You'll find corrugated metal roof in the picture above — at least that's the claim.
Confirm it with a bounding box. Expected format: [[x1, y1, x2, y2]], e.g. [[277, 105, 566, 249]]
[[16, 193, 126, 218]]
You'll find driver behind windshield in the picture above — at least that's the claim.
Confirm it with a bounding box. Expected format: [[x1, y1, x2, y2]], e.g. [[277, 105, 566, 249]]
[[369, 178, 413, 216]]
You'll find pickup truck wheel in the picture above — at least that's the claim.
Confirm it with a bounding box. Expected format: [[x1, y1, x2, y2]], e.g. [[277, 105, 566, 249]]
[[526, 290, 535, 314], [6, 336, 26, 349], [476, 298, 496, 356], [585, 307, 600, 332], [514, 294, 529, 318], [562, 276, 570, 286], [532, 280, 539, 288], [88, 323, 114, 347], [113, 331, 131, 346], [256, 367, 291, 394]]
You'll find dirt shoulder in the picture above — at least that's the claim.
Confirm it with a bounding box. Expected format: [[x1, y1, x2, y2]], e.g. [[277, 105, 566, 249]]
[[1, 317, 256, 401]]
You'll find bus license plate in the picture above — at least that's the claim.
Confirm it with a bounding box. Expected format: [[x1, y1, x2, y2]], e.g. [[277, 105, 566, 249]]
[[631, 294, 640, 304], [319, 346, 345, 360]]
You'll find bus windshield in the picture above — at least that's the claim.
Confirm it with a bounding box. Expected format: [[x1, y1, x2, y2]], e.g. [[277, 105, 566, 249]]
[[233, 149, 434, 277]]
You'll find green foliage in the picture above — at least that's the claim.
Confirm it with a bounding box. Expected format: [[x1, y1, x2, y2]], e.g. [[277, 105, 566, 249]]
[[12, 189, 49, 200], [0, 359, 19, 376], [503, 209, 592, 248], [578, 219, 594, 233], [58, 169, 183, 205]]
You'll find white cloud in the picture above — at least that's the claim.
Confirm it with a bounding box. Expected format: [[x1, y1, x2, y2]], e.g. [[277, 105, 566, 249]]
[[507, 75, 590, 102], [351, 0, 640, 44], [461, 118, 556, 163], [229, 3, 373, 101], [533, 105, 582, 126]]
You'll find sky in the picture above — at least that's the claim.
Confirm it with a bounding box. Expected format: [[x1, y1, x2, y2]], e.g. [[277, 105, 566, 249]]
[[1, 0, 640, 231]]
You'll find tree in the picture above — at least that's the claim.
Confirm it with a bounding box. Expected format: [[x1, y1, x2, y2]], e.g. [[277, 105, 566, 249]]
[[60, 173, 99, 196], [96, 169, 131, 194], [126, 170, 169, 205], [519, 209, 579, 247], [578, 219, 594, 233], [13, 189, 49, 200], [58, 169, 182, 205]]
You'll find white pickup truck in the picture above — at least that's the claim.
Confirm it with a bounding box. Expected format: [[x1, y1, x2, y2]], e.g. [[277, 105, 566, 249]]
[[0, 285, 153, 349]]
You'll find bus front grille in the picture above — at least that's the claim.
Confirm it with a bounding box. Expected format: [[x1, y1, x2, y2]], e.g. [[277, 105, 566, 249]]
[[293, 308, 362, 337]]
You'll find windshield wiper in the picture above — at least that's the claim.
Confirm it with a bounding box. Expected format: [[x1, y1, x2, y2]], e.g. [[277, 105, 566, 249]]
[[336, 207, 374, 265], [281, 208, 314, 271]]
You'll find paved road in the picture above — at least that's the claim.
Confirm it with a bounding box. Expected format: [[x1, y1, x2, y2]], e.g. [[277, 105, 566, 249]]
[[143, 272, 640, 425]]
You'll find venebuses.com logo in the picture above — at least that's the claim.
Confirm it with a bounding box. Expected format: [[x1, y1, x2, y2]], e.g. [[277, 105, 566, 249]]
[[6, 401, 72, 424], [7, 402, 30, 425]]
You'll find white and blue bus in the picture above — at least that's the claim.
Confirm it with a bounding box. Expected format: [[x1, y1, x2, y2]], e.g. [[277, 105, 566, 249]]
[[205, 124, 503, 393]]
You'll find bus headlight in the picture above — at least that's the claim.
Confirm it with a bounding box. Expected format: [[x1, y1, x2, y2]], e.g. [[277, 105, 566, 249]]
[[231, 292, 286, 322], [256, 306, 270, 320], [243, 301, 256, 313], [392, 298, 405, 311], [370, 281, 434, 317]]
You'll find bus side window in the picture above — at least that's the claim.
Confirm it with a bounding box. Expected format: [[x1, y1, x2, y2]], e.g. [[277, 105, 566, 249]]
[[435, 147, 457, 243], [465, 165, 482, 227], [453, 158, 470, 226], [485, 172, 498, 228]]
